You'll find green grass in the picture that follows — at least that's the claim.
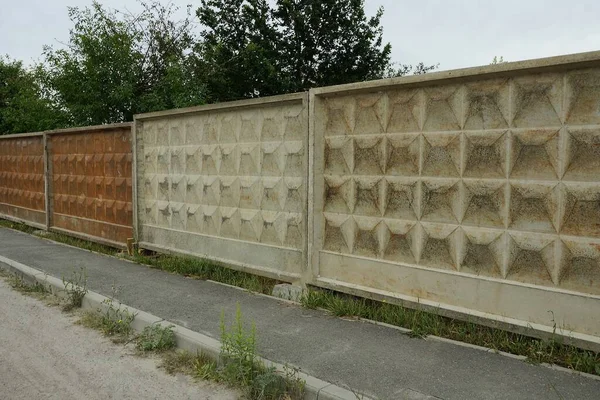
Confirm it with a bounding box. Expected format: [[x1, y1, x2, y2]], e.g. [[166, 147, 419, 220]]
[[136, 324, 177, 352], [62, 267, 88, 312], [77, 298, 136, 343], [46, 233, 117, 255], [160, 305, 305, 400], [128, 252, 279, 295], [0, 219, 37, 235], [161, 351, 220, 380], [300, 288, 600, 376], [218, 305, 305, 399], [6, 274, 49, 296], [0, 269, 62, 306]]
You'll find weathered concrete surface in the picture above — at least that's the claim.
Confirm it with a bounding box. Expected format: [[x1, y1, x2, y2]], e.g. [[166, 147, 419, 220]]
[[0, 278, 237, 400], [272, 283, 304, 302], [309, 54, 600, 343], [5, 52, 600, 346], [1, 227, 599, 400], [133, 93, 309, 282]]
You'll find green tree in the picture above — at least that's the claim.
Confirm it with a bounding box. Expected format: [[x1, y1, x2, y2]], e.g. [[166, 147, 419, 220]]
[[273, 0, 391, 90], [196, 0, 435, 102], [384, 62, 439, 78], [42, 1, 205, 126], [195, 0, 283, 101], [0, 57, 67, 134]]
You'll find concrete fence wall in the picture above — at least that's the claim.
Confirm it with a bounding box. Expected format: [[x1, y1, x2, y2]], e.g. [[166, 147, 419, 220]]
[[0, 123, 133, 247], [1, 51, 600, 348], [309, 52, 600, 344], [134, 93, 309, 281]]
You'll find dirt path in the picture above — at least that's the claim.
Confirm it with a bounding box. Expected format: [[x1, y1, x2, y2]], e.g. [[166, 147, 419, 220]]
[[0, 279, 239, 400]]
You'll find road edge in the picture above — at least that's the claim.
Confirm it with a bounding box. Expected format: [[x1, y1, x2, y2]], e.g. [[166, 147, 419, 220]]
[[0, 254, 375, 400]]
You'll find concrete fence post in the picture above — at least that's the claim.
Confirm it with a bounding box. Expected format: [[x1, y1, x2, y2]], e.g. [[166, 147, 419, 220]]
[[131, 120, 140, 244], [43, 132, 52, 231]]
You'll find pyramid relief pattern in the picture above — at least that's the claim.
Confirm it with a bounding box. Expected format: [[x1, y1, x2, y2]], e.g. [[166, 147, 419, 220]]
[[140, 103, 306, 250], [318, 69, 600, 295], [51, 130, 133, 227], [0, 136, 45, 212]]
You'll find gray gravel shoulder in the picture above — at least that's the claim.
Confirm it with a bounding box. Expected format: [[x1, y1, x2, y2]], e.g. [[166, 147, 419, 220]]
[[0, 279, 239, 400]]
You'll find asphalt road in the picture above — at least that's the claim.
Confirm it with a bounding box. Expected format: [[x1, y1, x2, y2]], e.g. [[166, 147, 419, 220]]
[[2, 228, 600, 400], [0, 279, 238, 400]]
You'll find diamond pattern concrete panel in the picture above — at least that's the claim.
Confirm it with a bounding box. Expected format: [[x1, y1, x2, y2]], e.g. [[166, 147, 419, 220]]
[[311, 59, 600, 341], [135, 94, 308, 281]]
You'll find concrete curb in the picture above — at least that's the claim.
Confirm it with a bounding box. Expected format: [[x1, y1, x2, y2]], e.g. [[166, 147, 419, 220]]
[[11, 226, 600, 383], [0, 255, 374, 400]]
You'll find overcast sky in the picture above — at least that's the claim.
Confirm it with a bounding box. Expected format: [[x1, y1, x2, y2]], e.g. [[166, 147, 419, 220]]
[[1, 0, 599, 71]]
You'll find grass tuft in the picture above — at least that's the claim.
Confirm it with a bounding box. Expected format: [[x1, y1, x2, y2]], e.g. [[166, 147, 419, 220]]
[[299, 289, 325, 310], [62, 267, 88, 312], [8, 274, 49, 296], [161, 350, 220, 380], [160, 304, 305, 399], [136, 324, 177, 352], [1, 271, 61, 306], [77, 297, 136, 343]]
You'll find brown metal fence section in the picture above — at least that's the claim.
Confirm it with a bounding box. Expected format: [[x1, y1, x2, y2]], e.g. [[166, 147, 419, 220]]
[[47, 123, 133, 247], [0, 133, 46, 228]]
